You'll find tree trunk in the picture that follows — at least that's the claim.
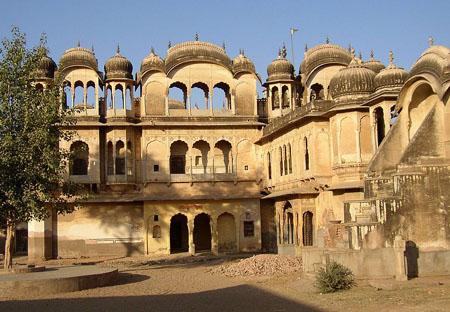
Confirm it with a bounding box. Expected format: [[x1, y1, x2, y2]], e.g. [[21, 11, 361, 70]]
[[4, 221, 15, 270]]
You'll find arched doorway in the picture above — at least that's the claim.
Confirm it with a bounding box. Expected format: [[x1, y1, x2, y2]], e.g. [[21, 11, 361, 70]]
[[283, 202, 294, 245], [170, 214, 188, 253], [303, 211, 313, 246], [194, 213, 212, 252], [217, 213, 236, 253]]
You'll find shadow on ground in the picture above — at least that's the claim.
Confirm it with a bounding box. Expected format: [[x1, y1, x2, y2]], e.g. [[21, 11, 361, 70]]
[[0, 284, 322, 312]]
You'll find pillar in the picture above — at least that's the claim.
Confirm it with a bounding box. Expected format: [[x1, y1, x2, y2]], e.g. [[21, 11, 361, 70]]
[[188, 219, 195, 255], [393, 235, 407, 281], [211, 219, 218, 255], [28, 213, 53, 261], [235, 214, 240, 252]]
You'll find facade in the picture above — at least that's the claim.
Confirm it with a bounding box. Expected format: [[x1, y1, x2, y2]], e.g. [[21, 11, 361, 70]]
[[26, 37, 450, 278]]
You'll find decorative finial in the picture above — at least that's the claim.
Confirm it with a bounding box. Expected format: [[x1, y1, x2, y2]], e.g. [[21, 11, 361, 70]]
[[304, 44, 308, 52], [168, 41, 171, 49], [326, 36, 330, 44], [77, 40, 80, 47], [116, 44, 120, 54], [281, 43, 287, 58], [348, 44, 352, 53], [359, 51, 362, 60], [241, 49, 245, 56], [370, 49, 374, 59], [91, 45, 95, 53], [351, 47, 355, 59], [389, 50, 394, 65], [222, 41, 226, 51], [150, 46, 155, 54], [428, 36, 434, 47], [195, 33, 199, 41], [277, 48, 281, 58]]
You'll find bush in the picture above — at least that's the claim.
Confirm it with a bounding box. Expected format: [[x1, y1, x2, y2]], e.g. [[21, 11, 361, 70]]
[[315, 261, 355, 293]]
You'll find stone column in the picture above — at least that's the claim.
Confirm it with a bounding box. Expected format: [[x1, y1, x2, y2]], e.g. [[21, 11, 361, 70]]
[[211, 218, 218, 255], [393, 235, 407, 281], [209, 92, 213, 116], [28, 213, 53, 261], [231, 93, 236, 115], [188, 219, 195, 255], [279, 84, 283, 116], [235, 214, 240, 252]]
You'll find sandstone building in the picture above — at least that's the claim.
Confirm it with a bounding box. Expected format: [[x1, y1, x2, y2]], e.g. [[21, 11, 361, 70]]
[[23, 36, 450, 278]]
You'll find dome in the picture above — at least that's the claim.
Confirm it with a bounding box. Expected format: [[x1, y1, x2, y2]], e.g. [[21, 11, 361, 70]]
[[363, 50, 385, 73], [232, 50, 256, 76], [140, 48, 165, 75], [165, 39, 231, 74], [35, 52, 57, 79], [104, 46, 133, 80], [329, 49, 376, 101], [59, 42, 98, 72], [300, 40, 352, 77], [374, 51, 408, 91], [267, 46, 294, 81], [409, 44, 450, 80]]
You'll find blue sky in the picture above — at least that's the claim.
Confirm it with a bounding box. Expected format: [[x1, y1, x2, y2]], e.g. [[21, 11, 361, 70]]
[[1, 0, 449, 88]]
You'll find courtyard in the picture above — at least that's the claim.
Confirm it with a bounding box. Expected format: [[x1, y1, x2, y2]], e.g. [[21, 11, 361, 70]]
[[1, 254, 449, 312]]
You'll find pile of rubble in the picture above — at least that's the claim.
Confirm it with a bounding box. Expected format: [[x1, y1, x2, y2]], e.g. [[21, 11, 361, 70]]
[[210, 254, 302, 277]]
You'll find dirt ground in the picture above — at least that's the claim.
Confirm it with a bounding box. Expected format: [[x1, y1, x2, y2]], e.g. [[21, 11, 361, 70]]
[[0, 254, 449, 312]]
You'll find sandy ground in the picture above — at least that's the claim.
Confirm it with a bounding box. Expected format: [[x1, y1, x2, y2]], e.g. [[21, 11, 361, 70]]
[[0, 254, 449, 312]]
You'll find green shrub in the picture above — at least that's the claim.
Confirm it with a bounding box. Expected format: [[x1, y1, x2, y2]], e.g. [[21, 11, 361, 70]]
[[315, 261, 355, 293]]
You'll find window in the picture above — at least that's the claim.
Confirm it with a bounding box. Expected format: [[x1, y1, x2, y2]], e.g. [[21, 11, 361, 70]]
[[70, 141, 89, 175], [244, 165, 248, 171], [304, 137, 310, 171], [153, 164, 159, 172], [154, 215, 159, 222], [267, 152, 272, 179], [244, 221, 254, 237]]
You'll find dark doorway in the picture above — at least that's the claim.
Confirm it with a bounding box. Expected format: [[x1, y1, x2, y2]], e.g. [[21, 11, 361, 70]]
[[170, 214, 188, 253], [405, 240, 419, 279], [194, 213, 211, 252], [303, 211, 313, 246]]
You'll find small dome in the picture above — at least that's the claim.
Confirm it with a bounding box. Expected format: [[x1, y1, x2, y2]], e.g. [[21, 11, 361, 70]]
[[104, 46, 133, 80], [140, 48, 165, 75], [300, 40, 352, 77], [232, 50, 256, 76], [267, 46, 294, 81], [165, 39, 231, 74], [35, 52, 57, 79], [363, 50, 385, 73], [409, 44, 450, 80], [329, 49, 376, 101], [374, 51, 408, 91], [59, 42, 98, 72]]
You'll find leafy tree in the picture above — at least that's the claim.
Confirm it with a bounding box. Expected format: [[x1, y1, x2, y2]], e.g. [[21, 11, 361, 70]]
[[0, 27, 78, 270]]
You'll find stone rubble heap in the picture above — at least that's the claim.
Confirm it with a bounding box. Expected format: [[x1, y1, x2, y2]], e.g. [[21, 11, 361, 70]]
[[210, 254, 303, 277]]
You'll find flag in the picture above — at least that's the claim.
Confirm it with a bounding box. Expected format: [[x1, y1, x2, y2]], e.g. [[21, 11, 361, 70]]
[[290, 28, 298, 35]]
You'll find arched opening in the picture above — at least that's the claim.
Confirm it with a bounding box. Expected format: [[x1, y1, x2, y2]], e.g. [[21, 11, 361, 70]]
[[194, 213, 211, 252], [283, 145, 288, 175], [170, 140, 188, 174], [214, 140, 232, 173], [135, 84, 141, 97], [35, 83, 44, 92], [374, 107, 385, 146], [405, 240, 419, 279], [390, 105, 398, 126], [217, 213, 236, 253], [168, 82, 187, 109], [283, 202, 294, 244], [107, 141, 114, 175], [126, 140, 133, 175], [125, 87, 132, 110], [115, 140, 125, 175], [191, 82, 209, 110], [70, 141, 89, 175], [192, 140, 210, 174], [267, 152, 272, 179], [152, 225, 161, 238], [213, 82, 231, 110], [288, 143, 292, 174], [310, 83, 324, 101], [304, 137, 310, 171], [73, 81, 84, 108], [281, 85, 289, 108], [106, 86, 113, 109], [170, 214, 188, 253], [86, 81, 95, 109], [302, 211, 313, 246], [271, 86, 279, 110], [63, 82, 72, 109], [408, 83, 436, 140], [279, 146, 283, 176], [114, 85, 124, 109]]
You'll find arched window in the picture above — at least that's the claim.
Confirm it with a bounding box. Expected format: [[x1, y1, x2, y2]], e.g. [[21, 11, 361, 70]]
[[374, 107, 385, 146], [214, 140, 232, 173], [115, 140, 125, 175], [192, 140, 210, 174], [70, 141, 89, 175], [283, 202, 294, 245], [107, 141, 114, 175], [213, 82, 230, 110], [114, 85, 124, 109], [170, 140, 188, 174], [281, 85, 289, 108], [35, 83, 44, 92], [279, 147, 283, 176], [135, 84, 141, 98], [86, 81, 95, 109], [304, 137, 310, 171], [283, 145, 288, 175], [310, 83, 324, 101], [191, 82, 209, 110], [168, 82, 187, 109], [288, 143, 292, 174], [106, 86, 113, 109], [303, 211, 313, 246], [63, 82, 72, 108], [73, 81, 84, 108], [271, 87, 279, 109], [390, 105, 398, 126], [125, 87, 132, 110], [126, 140, 133, 175], [267, 152, 272, 179]]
